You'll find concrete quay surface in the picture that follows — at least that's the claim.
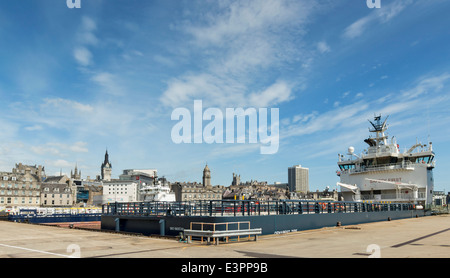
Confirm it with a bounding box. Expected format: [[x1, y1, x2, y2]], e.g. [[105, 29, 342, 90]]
[[0, 214, 449, 258]]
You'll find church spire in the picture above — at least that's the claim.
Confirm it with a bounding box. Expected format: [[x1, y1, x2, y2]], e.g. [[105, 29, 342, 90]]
[[104, 149, 109, 164], [101, 149, 112, 181]]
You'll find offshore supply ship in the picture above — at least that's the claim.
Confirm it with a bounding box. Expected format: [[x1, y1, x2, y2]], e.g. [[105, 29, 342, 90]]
[[337, 115, 435, 207], [140, 178, 176, 202]]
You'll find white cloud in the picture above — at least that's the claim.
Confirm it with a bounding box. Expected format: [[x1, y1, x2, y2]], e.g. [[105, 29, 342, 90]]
[[292, 112, 317, 124], [401, 72, 450, 99], [343, 0, 412, 39], [317, 41, 330, 53], [24, 124, 43, 131], [341, 91, 350, 98], [73, 16, 98, 66], [248, 81, 293, 107], [48, 159, 73, 169], [161, 73, 247, 108], [283, 100, 370, 139], [91, 72, 125, 96], [43, 98, 94, 113], [30, 145, 62, 156], [73, 47, 93, 66], [343, 16, 372, 39], [78, 16, 98, 45], [69, 141, 89, 153], [161, 0, 318, 109], [184, 0, 312, 47], [30, 141, 89, 157]]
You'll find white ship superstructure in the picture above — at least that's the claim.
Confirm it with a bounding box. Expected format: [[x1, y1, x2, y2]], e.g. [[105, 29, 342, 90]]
[[337, 115, 435, 206], [140, 179, 176, 202]]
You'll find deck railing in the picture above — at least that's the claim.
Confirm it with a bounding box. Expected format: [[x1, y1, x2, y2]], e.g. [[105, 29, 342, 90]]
[[102, 200, 417, 217]]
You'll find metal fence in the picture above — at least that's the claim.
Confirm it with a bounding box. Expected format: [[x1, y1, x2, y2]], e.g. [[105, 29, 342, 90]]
[[7, 213, 102, 223], [102, 200, 416, 217]]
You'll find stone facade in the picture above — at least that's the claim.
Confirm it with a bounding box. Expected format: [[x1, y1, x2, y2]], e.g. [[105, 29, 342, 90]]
[[171, 164, 225, 202], [172, 182, 224, 202], [40, 183, 73, 207], [0, 164, 44, 208]]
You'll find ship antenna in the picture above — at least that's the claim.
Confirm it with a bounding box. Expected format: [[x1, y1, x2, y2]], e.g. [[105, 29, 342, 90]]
[[426, 101, 431, 143]]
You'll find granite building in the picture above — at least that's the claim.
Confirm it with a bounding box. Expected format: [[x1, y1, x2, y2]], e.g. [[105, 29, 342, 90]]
[[0, 164, 45, 208], [171, 164, 225, 202], [40, 183, 73, 207]]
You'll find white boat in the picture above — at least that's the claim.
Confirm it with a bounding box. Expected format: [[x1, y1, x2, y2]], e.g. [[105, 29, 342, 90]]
[[337, 115, 434, 206], [139, 179, 176, 202]]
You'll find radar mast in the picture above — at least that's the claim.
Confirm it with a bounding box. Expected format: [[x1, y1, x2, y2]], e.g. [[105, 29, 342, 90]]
[[368, 114, 388, 146]]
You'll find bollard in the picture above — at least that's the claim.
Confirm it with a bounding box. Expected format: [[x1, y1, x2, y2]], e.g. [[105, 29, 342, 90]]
[[114, 218, 120, 232], [159, 219, 165, 236]]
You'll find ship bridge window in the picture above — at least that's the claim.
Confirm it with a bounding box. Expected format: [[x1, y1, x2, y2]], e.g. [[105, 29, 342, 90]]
[[339, 164, 355, 170], [416, 156, 432, 164]]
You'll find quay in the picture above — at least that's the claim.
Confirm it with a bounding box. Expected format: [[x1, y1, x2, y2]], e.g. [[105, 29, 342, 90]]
[[0, 213, 448, 258]]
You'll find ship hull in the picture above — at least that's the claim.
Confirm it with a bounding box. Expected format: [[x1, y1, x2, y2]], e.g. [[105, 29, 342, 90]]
[[101, 209, 426, 236]]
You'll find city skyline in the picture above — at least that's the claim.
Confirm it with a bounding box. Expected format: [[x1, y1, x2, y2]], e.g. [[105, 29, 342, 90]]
[[1, 0, 450, 191]]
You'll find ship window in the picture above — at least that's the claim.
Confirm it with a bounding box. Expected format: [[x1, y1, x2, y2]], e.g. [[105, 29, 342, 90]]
[[415, 156, 431, 163], [340, 164, 355, 170]]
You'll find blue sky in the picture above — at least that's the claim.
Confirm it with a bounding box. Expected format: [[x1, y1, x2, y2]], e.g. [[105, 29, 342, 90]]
[[1, 0, 450, 192]]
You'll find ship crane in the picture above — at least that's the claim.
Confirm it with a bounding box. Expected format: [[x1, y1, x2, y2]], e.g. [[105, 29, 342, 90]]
[[365, 178, 419, 204], [336, 182, 361, 202]]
